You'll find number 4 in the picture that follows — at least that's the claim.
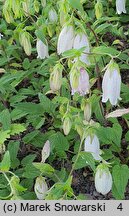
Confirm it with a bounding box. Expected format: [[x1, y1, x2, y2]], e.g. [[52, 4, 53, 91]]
[[117, 203, 123, 211]]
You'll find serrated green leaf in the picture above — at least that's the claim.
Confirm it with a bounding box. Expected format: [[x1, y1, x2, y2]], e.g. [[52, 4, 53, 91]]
[[0, 130, 10, 145], [33, 163, 55, 176], [93, 46, 119, 57], [0, 151, 10, 171], [49, 132, 69, 158], [10, 124, 26, 135], [112, 165, 129, 199], [0, 109, 11, 130], [72, 152, 95, 171]]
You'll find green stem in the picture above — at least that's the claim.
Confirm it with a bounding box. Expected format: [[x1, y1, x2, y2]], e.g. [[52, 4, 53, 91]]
[[69, 138, 84, 177]]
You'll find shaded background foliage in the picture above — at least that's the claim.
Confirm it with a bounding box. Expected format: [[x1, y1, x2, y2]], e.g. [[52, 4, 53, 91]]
[[0, 0, 129, 200]]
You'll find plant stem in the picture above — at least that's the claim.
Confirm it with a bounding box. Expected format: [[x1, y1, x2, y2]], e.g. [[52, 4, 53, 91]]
[[69, 138, 84, 176]]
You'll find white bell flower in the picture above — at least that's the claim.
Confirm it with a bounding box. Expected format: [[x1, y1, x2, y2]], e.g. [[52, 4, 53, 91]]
[[36, 39, 49, 59], [57, 25, 74, 55], [95, 164, 112, 195], [50, 63, 63, 92], [34, 176, 48, 200], [116, 0, 126, 14], [70, 67, 90, 96], [102, 60, 121, 106], [84, 134, 101, 160], [73, 32, 90, 65]]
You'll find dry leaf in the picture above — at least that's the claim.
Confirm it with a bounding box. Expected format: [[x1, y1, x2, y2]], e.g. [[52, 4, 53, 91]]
[[106, 108, 129, 119]]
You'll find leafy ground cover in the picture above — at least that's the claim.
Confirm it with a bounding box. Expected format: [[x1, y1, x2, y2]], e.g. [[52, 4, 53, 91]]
[[0, 0, 129, 200]]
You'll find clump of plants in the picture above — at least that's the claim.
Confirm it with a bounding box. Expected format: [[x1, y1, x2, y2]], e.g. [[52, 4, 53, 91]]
[[0, 0, 129, 200]]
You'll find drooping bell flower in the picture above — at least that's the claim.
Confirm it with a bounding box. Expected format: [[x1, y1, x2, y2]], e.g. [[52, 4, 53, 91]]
[[57, 25, 74, 55], [20, 31, 32, 56], [41, 0, 46, 7], [48, 8, 58, 23], [70, 66, 90, 96], [36, 39, 49, 59], [102, 60, 121, 106], [95, 164, 112, 195], [81, 100, 92, 121], [41, 140, 50, 163], [50, 63, 63, 92], [73, 32, 90, 65], [63, 117, 72, 135], [34, 176, 48, 200], [84, 134, 101, 160], [95, 0, 103, 19], [116, 0, 126, 14]]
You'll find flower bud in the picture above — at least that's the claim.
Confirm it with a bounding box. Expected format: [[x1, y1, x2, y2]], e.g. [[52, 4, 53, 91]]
[[75, 124, 84, 138], [95, 0, 103, 19], [95, 164, 112, 195], [116, 0, 126, 15], [47, 26, 53, 38], [84, 102, 92, 122], [36, 39, 49, 59], [63, 117, 72, 135], [34, 0, 40, 13], [57, 25, 74, 55], [84, 134, 101, 160], [60, 11, 67, 26], [20, 31, 32, 56], [48, 8, 58, 23], [73, 32, 90, 65], [70, 66, 90, 96], [34, 176, 48, 200], [11, 0, 21, 19], [41, 0, 46, 7], [22, 1, 30, 16], [41, 140, 50, 163], [50, 63, 63, 92], [3, 8, 14, 23], [102, 60, 121, 106]]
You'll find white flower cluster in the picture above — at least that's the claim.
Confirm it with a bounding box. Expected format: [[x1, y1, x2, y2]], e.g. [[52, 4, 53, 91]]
[[35, 3, 125, 197], [84, 133, 112, 195], [57, 25, 121, 106], [57, 25, 90, 65]]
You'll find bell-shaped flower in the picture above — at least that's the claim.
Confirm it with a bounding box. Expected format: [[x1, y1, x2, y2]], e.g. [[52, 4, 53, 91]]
[[73, 32, 90, 65], [95, 164, 112, 195], [116, 0, 126, 14], [50, 63, 63, 92], [84, 134, 101, 160], [70, 66, 90, 96], [57, 25, 74, 54], [34, 176, 48, 200], [41, 0, 46, 7], [81, 100, 92, 121], [36, 39, 49, 59], [63, 117, 72, 135], [102, 60, 121, 106], [41, 140, 50, 163], [48, 8, 58, 23], [20, 31, 32, 56]]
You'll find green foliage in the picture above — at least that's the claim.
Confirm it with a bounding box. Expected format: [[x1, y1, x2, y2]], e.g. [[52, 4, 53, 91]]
[[112, 165, 129, 199], [0, 0, 129, 201]]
